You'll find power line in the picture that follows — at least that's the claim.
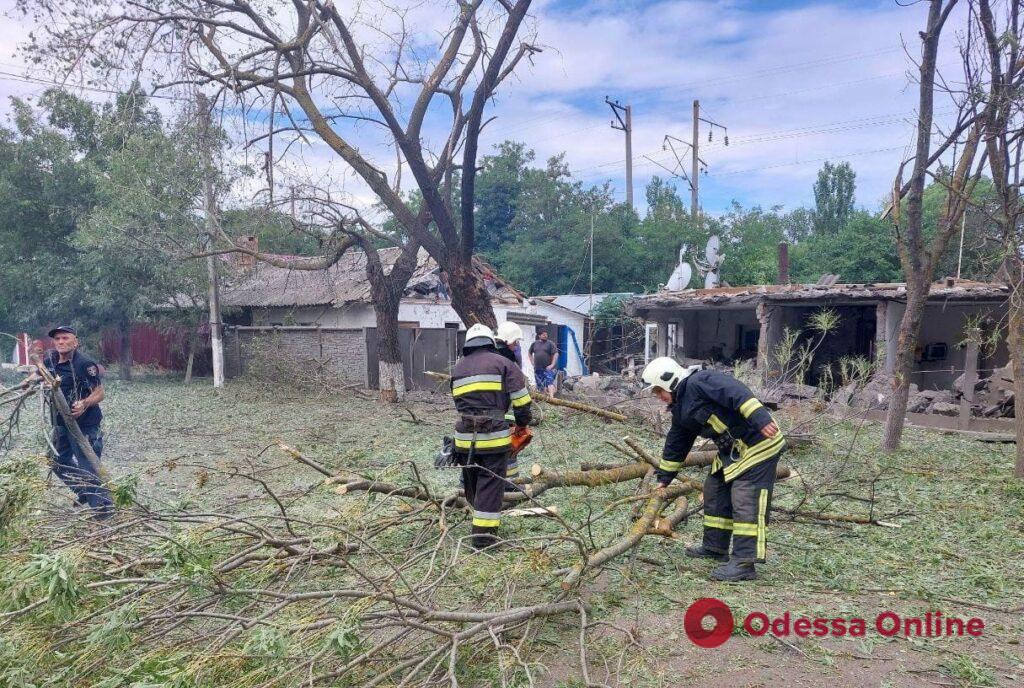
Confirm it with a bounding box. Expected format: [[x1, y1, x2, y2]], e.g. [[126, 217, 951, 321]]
[[0, 69, 190, 101], [484, 46, 909, 142], [569, 107, 931, 180]]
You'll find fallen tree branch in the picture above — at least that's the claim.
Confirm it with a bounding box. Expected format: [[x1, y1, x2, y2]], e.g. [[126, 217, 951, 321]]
[[561, 482, 698, 587], [425, 370, 627, 422]]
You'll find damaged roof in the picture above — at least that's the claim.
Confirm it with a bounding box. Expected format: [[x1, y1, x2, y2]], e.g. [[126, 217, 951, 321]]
[[220, 248, 523, 308], [627, 279, 1009, 316]]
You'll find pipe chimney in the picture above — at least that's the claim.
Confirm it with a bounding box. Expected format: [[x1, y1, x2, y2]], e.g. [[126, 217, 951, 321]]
[[235, 235, 258, 268], [777, 241, 790, 285]]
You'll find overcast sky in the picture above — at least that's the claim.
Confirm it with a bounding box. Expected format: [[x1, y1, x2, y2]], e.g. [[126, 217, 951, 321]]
[[0, 0, 956, 216]]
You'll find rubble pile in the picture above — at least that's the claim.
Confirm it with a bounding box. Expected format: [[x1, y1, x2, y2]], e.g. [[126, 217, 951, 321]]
[[557, 362, 1018, 422], [955, 363, 1016, 417]]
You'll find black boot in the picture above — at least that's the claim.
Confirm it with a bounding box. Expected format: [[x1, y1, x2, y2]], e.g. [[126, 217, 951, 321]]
[[685, 544, 729, 562], [710, 558, 757, 582], [471, 525, 501, 551]]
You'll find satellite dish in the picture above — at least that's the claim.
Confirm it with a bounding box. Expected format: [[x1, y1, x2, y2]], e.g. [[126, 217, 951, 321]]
[[705, 236, 721, 265], [704, 270, 718, 290], [667, 262, 692, 291]]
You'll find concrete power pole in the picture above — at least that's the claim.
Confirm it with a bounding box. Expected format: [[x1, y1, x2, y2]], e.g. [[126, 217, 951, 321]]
[[659, 101, 727, 225], [691, 100, 700, 219], [605, 97, 633, 208], [197, 93, 225, 388]]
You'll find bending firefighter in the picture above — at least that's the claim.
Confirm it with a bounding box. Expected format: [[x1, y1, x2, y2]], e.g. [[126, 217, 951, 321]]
[[450, 324, 533, 550], [643, 357, 784, 582]]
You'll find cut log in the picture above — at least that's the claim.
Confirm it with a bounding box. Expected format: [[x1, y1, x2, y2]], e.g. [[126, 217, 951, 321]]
[[531, 390, 627, 422]]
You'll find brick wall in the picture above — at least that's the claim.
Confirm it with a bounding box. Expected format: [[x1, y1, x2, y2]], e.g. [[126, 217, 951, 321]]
[[224, 327, 367, 385]]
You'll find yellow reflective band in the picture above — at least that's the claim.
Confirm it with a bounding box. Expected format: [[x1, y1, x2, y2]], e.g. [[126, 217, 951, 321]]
[[658, 459, 683, 472], [472, 517, 501, 527], [510, 386, 530, 399], [704, 515, 734, 530], [739, 398, 763, 418], [724, 434, 784, 481], [711, 456, 723, 473], [505, 467, 519, 476], [453, 381, 503, 396], [707, 414, 727, 433], [738, 433, 784, 462], [732, 522, 758, 537], [511, 394, 532, 407], [454, 436, 513, 450], [757, 489, 768, 560]]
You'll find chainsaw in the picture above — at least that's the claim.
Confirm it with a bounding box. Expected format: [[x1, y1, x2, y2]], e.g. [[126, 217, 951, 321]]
[[435, 426, 533, 469]]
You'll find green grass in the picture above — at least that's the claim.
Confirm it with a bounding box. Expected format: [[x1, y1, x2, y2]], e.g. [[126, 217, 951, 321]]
[[0, 378, 1022, 686]]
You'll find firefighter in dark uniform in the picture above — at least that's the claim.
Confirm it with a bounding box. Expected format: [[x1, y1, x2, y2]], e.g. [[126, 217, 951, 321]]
[[35, 326, 114, 517], [642, 357, 783, 581], [450, 323, 532, 550]]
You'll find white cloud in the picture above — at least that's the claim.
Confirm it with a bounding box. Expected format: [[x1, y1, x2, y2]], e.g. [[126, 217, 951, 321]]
[[0, 0, 974, 217]]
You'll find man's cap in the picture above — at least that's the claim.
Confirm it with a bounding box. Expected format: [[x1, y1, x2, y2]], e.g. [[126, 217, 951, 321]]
[[47, 326, 77, 338]]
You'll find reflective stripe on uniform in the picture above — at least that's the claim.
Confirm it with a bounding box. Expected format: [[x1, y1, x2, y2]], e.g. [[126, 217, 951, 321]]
[[757, 488, 768, 560], [704, 515, 734, 530], [506, 456, 519, 477], [453, 374, 504, 396], [732, 522, 758, 537], [455, 437, 512, 449], [473, 510, 501, 527], [723, 432, 784, 481], [453, 374, 503, 387], [658, 459, 683, 472], [511, 386, 532, 407], [711, 456, 723, 473], [454, 428, 512, 450], [739, 398, 764, 418], [707, 414, 728, 433]]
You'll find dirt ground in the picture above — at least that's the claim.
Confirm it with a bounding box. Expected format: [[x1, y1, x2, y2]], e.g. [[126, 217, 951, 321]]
[[3, 376, 1023, 687]]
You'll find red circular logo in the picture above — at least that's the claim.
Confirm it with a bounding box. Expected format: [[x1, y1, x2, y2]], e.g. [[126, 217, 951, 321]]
[[684, 597, 734, 648]]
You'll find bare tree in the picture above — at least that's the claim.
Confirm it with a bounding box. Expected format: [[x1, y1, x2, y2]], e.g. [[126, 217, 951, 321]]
[[19, 0, 540, 330], [882, 0, 992, 451], [975, 0, 1024, 476]]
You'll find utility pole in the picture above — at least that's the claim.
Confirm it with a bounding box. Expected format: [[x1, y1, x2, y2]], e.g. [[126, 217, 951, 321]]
[[589, 213, 595, 314], [691, 100, 700, 218], [605, 97, 633, 208], [656, 102, 728, 224], [197, 92, 225, 388]]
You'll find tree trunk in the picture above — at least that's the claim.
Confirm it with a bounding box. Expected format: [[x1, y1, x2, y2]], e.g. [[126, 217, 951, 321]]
[[184, 328, 196, 384], [118, 320, 133, 382], [1009, 284, 1024, 478], [882, 284, 928, 451], [375, 295, 405, 403], [447, 263, 496, 328], [351, 234, 421, 404]]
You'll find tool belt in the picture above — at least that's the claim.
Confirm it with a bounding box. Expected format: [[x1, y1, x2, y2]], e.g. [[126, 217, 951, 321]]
[[707, 431, 734, 456], [458, 410, 508, 430]]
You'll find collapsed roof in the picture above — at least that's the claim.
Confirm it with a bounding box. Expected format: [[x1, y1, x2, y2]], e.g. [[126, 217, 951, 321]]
[[627, 279, 1009, 318], [220, 248, 523, 308]]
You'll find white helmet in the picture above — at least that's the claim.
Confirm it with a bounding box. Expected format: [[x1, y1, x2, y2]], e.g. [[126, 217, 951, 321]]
[[464, 323, 496, 349], [495, 321, 523, 345], [641, 356, 696, 393]]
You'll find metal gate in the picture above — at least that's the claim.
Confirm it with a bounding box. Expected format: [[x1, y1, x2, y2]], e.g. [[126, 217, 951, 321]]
[[365, 327, 459, 391]]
